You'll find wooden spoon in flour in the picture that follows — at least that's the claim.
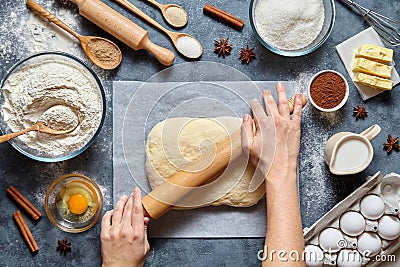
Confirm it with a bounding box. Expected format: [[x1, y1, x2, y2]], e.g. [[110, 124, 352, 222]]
[[0, 105, 79, 144], [26, 0, 122, 70], [0, 122, 77, 144]]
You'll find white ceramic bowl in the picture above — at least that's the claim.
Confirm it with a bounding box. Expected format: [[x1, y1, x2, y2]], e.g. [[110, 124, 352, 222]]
[[308, 70, 349, 112]]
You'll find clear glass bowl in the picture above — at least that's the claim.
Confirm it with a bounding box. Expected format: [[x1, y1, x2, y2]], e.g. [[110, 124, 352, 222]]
[[0, 52, 106, 162], [249, 0, 335, 57], [45, 174, 104, 233]]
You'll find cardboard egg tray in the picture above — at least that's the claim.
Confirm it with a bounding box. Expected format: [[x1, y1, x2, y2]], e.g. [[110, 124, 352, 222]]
[[303, 171, 400, 266]]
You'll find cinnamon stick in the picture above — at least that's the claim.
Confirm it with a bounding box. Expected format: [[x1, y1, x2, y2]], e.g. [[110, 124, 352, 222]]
[[203, 4, 244, 30], [7, 186, 42, 221], [13, 210, 39, 253]]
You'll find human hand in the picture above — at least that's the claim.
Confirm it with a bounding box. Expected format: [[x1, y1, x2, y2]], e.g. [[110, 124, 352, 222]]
[[241, 83, 303, 181], [101, 187, 150, 267]]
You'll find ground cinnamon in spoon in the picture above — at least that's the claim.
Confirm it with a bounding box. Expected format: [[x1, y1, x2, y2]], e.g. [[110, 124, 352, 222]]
[[88, 39, 120, 68], [310, 71, 346, 109]]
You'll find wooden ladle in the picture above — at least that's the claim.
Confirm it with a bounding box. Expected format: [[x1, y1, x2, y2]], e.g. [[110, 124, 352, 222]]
[[0, 122, 76, 144], [114, 0, 202, 59], [145, 0, 188, 28], [26, 0, 122, 70]]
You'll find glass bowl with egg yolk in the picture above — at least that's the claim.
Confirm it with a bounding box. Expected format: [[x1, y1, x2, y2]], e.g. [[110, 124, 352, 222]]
[[45, 174, 103, 233]]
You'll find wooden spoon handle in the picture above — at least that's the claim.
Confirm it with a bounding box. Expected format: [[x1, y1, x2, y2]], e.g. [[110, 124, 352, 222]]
[[26, 0, 80, 39], [0, 125, 37, 144], [113, 0, 168, 34], [144, 0, 164, 10]]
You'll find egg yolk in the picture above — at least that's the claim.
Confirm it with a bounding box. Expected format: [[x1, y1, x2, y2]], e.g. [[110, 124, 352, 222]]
[[68, 193, 88, 215]]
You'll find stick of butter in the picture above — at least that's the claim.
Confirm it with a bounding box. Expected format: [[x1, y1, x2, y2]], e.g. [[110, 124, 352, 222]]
[[353, 72, 393, 91], [352, 57, 392, 79], [355, 44, 393, 64]]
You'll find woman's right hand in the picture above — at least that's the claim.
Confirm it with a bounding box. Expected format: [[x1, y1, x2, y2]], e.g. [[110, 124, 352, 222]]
[[241, 83, 303, 180]]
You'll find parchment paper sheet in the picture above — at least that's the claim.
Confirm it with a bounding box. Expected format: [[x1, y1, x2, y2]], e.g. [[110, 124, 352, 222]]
[[113, 81, 294, 238]]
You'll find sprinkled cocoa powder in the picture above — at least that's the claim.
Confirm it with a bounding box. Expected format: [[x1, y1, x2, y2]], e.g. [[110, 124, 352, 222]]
[[310, 71, 346, 109]]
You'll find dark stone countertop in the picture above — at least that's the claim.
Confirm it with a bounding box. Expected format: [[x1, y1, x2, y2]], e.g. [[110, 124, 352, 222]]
[[0, 0, 399, 266]]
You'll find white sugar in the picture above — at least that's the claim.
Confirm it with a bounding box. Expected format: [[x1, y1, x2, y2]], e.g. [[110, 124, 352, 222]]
[[176, 36, 201, 58], [254, 0, 325, 50]]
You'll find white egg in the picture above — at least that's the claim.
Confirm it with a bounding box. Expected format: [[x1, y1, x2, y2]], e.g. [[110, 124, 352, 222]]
[[337, 249, 362, 267], [318, 228, 344, 252], [360, 195, 385, 220], [340, 211, 366, 236], [357, 232, 381, 257], [378, 215, 400, 240], [304, 245, 324, 267]]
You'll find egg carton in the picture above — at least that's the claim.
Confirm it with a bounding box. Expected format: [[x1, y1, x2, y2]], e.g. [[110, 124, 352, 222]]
[[303, 171, 400, 267]]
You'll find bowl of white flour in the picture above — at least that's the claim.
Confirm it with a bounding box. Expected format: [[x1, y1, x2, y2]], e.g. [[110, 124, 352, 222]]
[[0, 52, 105, 162], [250, 0, 335, 56]]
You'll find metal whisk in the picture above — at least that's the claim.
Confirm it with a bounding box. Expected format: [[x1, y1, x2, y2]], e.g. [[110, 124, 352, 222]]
[[341, 0, 400, 46]]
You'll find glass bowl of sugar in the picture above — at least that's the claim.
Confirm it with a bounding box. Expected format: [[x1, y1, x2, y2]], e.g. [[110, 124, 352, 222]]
[[250, 0, 335, 56], [0, 52, 106, 162]]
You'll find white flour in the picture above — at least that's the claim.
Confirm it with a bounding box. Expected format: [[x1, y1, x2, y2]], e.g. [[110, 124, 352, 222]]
[[27, 11, 79, 54], [254, 0, 325, 50], [40, 105, 79, 131], [1, 57, 103, 157]]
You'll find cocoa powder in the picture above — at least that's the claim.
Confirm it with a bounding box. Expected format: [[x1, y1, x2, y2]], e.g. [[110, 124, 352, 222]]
[[310, 71, 346, 109]]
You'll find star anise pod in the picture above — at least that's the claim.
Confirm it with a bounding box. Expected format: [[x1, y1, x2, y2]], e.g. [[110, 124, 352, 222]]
[[353, 104, 368, 120], [57, 238, 72, 255], [384, 135, 399, 153], [214, 37, 232, 58], [239, 46, 256, 64]]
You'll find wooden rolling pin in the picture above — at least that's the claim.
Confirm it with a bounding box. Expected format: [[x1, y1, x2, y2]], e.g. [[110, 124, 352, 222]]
[[141, 94, 308, 219], [70, 0, 175, 66], [142, 129, 242, 219], [288, 94, 307, 114]]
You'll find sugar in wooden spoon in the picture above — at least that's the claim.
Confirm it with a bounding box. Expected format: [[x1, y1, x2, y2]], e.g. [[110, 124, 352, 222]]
[[114, 0, 202, 59]]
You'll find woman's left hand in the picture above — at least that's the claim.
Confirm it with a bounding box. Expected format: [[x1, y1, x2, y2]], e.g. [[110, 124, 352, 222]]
[[100, 187, 150, 267]]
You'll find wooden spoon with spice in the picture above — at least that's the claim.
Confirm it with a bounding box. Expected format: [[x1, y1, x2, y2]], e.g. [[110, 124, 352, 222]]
[[113, 0, 202, 59], [26, 0, 122, 70], [144, 0, 188, 28]]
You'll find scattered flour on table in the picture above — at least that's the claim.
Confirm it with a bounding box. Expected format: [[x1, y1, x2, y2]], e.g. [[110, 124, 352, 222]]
[[1, 57, 103, 156], [254, 0, 325, 50], [291, 71, 340, 220], [0, 2, 113, 82]]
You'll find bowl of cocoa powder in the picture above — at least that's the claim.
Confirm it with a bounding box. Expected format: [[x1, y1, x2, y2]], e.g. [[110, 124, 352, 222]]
[[308, 70, 349, 112]]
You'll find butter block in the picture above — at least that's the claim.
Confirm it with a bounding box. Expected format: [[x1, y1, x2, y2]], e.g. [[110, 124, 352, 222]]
[[353, 72, 393, 91], [355, 44, 393, 64], [351, 57, 392, 79]]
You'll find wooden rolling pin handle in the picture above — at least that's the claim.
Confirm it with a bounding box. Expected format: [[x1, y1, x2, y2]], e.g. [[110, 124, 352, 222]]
[[143, 208, 150, 218], [288, 94, 307, 114], [26, 0, 80, 39], [138, 35, 175, 66]]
